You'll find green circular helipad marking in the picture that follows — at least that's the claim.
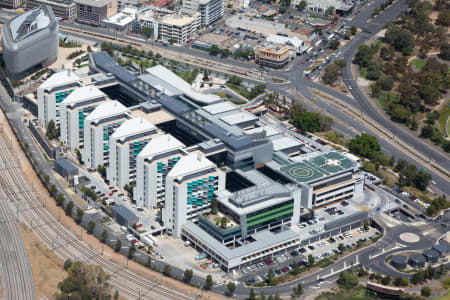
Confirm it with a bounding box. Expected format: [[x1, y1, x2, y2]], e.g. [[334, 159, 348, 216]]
[[290, 167, 313, 178]]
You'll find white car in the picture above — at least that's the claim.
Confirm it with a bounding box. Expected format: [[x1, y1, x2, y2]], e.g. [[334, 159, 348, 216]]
[[126, 234, 135, 242]]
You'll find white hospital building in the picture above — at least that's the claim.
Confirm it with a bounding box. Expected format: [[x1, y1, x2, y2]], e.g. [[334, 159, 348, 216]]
[[107, 117, 159, 188], [162, 153, 225, 238], [134, 134, 186, 210], [82, 100, 129, 169], [60, 86, 108, 152]]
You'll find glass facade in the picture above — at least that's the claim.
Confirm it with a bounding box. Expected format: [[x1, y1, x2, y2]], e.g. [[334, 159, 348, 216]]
[[246, 200, 293, 230], [187, 176, 218, 208]]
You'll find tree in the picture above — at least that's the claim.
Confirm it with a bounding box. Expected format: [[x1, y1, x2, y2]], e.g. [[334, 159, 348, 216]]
[[101, 229, 108, 243], [75, 208, 84, 224], [297, 0, 307, 10], [63, 258, 73, 270], [354, 45, 373, 67], [87, 221, 96, 234], [322, 63, 340, 84], [377, 76, 394, 91], [338, 243, 346, 252], [267, 269, 276, 285], [260, 291, 266, 300], [399, 164, 417, 187], [210, 197, 218, 214], [56, 193, 65, 207], [393, 276, 409, 286], [308, 254, 314, 268], [325, 6, 335, 15], [209, 44, 220, 56], [380, 46, 394, 61], [421, 124, 435, 138], [202, 69, 209, 81], [65, 201, 74, 216], [249, 288, 256, 300], [348, 133, 381, 159], [183, 269, 193, 283], [351, 25, 357, 35], [384, 25, 415, 55], [440, 43, 450, 60], [337, 271, 358, 289], [46, 120, 58, 140], [221, 49, 231, 58], [128, 244, 136, 259], [114, 290, 119, 300], [390, 104, 411, 123], [421, 286, 431, 297], [413, 170, 432, 191], [97, 165, 106, 178], [279, 6, 287, 13], [226, 281, 235, 296], [293, 283, 303, 296], [329, 39, 340, 50], [335, 59, 346, 69], [436, 10, 450, 26], [381, 275, 391, 285], [363, 219, 369, 231], [220, 217, 229, 229], [55, 262, 111, 299], [204, 275, 214, 290], [163, 265, 171, 277], [114, 239, 122, 252]]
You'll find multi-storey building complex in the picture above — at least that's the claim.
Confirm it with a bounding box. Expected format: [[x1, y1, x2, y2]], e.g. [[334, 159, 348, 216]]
[[107, 117, 159, 188], [157, 12, 200, 44], [254, 44, 292, 69], [26, 0, 77, 20], [81, 51, 368, 272], [162, 153, 225, 238], [134, 134, 186, 209], [1, 5, 59, 76], [0, 0, 20, 9], [82, 100, 129, 169], [37, 70, 82, 128], [60, 86, 108, 152], [278, 152, 364, 208], [182, 0, 224, 26], [74, 0, 118, 26]]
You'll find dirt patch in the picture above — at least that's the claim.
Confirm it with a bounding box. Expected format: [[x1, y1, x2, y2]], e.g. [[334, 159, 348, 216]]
[[19, 223, 66, 299]]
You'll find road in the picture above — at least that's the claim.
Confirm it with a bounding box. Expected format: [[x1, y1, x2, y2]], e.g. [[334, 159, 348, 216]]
[[0, 139, 36, 300]]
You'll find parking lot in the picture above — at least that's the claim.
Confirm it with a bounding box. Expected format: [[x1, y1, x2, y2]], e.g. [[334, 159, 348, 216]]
[[239, 226, 379, 283], [156, 237, 227, 281]]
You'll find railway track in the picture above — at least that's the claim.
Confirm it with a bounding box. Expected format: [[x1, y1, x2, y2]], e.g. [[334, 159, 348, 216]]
[[0, 136, 194, 300], [0, 189, 36, 300]]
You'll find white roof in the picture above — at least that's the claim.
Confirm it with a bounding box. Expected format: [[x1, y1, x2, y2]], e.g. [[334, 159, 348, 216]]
[[266, 34, 305, 49], [146, 65, 221, 104], [9, 7, 51, 41], [121, 7, 138, 16], [203, 101, 237, 115], [220, 111, 257, 125], [244, 125, 281, 137], [270, 136, 302, 151], [138, 134, 185, 159], [102, 13, 134, 26], [62, 86, 105, 106], [39, 70, 80, 90], [86, 100, 128, 121], [168, 153, 215, 179], [111, 117, 155, 139]]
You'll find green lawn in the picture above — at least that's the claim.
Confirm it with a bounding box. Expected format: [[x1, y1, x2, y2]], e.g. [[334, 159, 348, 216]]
[[226, 83, 251, 100], [436, 291, 450, 300], [409, 59, 427, 70], [376, 91, 399, 111], [439, 100, 450, 136], [359, 66, 367, 79]]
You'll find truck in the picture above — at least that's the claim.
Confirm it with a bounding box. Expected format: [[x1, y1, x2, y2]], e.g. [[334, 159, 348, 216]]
[[142, 236, 154, 247], [195, 253, 208, 260]]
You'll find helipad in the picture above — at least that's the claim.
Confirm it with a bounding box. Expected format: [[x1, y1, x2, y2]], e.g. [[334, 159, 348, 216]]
[[280, 152, 356, 183]]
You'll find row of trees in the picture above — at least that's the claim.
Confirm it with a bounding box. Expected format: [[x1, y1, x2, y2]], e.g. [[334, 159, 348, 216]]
[[289, 103, 334, 133]]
